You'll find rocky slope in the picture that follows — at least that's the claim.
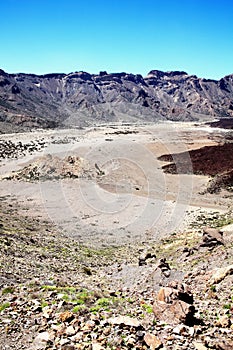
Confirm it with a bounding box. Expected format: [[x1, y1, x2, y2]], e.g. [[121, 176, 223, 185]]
[[1, 125, 233, 349], [0, 196, 233, 350], [1, 68, 233, 131]]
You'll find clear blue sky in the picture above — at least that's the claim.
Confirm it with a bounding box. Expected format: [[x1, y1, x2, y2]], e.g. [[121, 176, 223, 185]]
[[1, 0, 233, 79]]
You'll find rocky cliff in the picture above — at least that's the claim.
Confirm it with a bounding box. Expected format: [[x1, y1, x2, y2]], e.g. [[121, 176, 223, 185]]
[[0, 68, 233, 131]]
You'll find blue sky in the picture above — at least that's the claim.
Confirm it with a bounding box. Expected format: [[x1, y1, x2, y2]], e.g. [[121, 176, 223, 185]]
[[1, 0, 233, 79]]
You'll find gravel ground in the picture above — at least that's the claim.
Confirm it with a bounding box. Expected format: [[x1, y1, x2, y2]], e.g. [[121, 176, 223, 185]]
[[0, 122, 233, 349]]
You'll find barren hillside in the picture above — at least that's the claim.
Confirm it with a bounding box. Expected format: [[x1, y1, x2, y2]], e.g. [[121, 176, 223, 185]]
[[1, 69, 233, 132]]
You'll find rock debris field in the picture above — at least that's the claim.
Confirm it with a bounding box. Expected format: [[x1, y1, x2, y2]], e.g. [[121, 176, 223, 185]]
[[0, 122, 233, 349]]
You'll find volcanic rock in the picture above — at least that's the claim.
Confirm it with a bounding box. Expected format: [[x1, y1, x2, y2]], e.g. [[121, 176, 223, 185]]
[[92, 343, 105, 350], [208, 264, 233, 285], [153, 281, 195, 325], [1, 68, 233, 132], [1, 154, 94, 181], [200, 227, 224, 248], [206, 169, 233, 194], [157, 258, 171, 277], [138, 249, 156, 266], [33, 331, 54, 349], [143, 333, 162, 349], [107, 315, 141, 328]]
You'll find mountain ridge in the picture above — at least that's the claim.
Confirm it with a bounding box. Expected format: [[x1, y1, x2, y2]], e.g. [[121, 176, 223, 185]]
[[0, 68, 233, 131]]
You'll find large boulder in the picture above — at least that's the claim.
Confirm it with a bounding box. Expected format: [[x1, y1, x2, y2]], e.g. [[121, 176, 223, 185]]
[[208, 264, 233, 285], [153, 281, 195, 325]]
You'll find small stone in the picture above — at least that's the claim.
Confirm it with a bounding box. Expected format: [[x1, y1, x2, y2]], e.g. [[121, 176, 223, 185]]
[[103, 326, 111, 335], [193, 343, 208, 350], [189, 327, 195, 336], [92, 343, 105, 350], [65, 325, 76, 335], [42, 308, 53, 319], [136, 330, 145, 339], [139, 249, 156, 266], [52, 324, 65, 333], [60, 338, 70, 346], [216, 340, 233, 350], [215, 315, 231, 328], [85, 320, 96, 329], [127, 336, 136, 345], [33, 331, 52, 349], [59, 311, 74, 322], [108, 315, 141, 327], [144, 333, 162, 350], [72, 332, 83, 342], [172, 325, 187, 334]]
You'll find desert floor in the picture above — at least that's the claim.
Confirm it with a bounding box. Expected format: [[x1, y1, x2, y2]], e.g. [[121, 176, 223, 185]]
[[0, 121, 232, 247]]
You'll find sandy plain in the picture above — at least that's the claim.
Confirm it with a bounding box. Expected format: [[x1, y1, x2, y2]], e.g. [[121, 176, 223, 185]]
[[0, 121, 232, 247]]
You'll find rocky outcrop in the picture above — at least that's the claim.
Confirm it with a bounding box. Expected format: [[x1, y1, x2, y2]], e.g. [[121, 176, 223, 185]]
[[1, 154, 96, 181], [160, 142, 233, 195], [206, 169, 233, 194], [208, 264, 233, 285], [0, 68, 233, 131], [208, 117, 233, 129]]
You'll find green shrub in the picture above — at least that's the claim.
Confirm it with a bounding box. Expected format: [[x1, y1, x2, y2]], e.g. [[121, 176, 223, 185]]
[[0, 302, 10, 312], [2, 287, 14, 295]]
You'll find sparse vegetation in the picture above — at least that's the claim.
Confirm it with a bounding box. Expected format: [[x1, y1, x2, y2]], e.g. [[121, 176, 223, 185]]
[[0, 302, 10, 312], [2, 287, 15, 295], [0, 124, 233, 349]]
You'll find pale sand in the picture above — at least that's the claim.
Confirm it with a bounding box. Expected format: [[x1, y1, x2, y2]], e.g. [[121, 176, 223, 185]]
[[0, 122, 231, 246]]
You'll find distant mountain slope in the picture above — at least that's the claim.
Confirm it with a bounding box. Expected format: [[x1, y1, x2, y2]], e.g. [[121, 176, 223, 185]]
[[0, 68, 233, 131]]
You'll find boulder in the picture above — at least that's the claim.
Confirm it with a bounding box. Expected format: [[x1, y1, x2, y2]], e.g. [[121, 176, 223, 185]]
[[157, 258, 171, 277], [138, 249, 156, 266], [33, 331, 54, 349], [208, 265, 233, 285], [153, 281, 195, 325], [157, 280, 193, 304], [153, 299, 195, 325], [199, 227, 224, 248]]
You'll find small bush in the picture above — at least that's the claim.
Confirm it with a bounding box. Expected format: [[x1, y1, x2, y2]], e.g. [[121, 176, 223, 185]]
[[0, 302, 10, 312], [2, 287, 14, 295]]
